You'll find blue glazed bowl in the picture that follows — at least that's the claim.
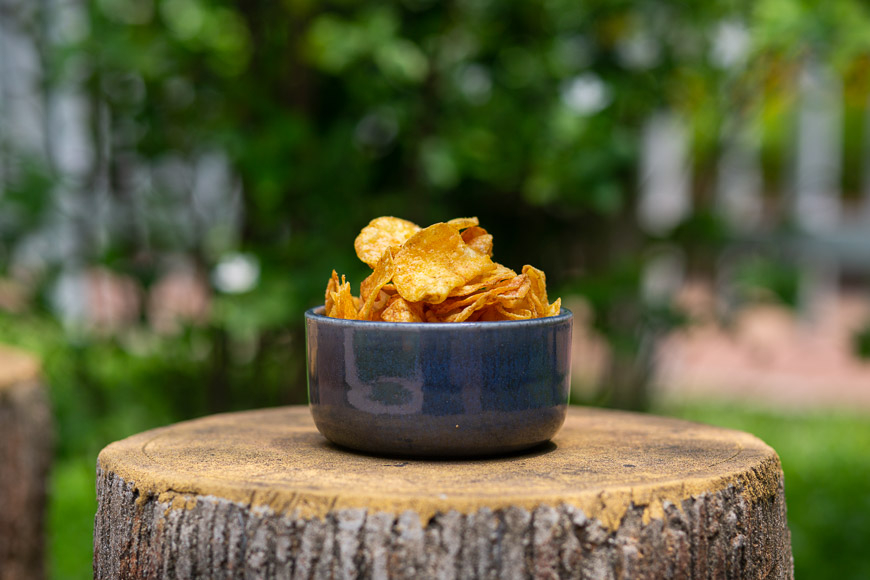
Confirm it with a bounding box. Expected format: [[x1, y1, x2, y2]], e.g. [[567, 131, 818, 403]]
[[305, 306, 573, 457]]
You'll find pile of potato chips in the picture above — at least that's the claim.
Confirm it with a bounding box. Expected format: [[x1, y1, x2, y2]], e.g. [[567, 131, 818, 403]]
[[324, 216, 561, 322]]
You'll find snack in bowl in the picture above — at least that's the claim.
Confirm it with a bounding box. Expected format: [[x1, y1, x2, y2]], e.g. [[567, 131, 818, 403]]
[[306, 216, 573, 457], [324, 216, 561, 323]]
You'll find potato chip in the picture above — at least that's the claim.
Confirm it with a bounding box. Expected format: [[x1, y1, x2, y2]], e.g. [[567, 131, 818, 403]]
[[447, 263, 515, 298], [424, 309, 443, 323], [324, 216, 560, 322], [324, 270, 340, 314], [329, 275, 358, 319], [494, 305, 534, 320], [476, 306, 502, 321], [522, 265, 561, 316], [381, 295, 424, 322], [446, 217, 479, 231], [358, 250, 394, 320], [392, 223, 495, 304], [461, 226, 494, 256], [439, 274, 529, 322], [354, 216, 421, 268], [483, 310, 498, 321], [494, 274, 531, 309], [476, 305, 511, 321], [360, 252, 397, 301], [476, 302, 536, 321], [547, 297, 562, 317], [360, 274, 376, 303], [365, 290, 390, 321], [472, 276, 537, 320], [433, 273, 522, 315], [360, 285, 396, 321], [523, 265, 547, 316], [465, 310, 485, 322]]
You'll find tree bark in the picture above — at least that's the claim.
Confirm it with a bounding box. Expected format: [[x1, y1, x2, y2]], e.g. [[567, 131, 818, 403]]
[[0, 346, 52, 580], [94, 406, 793, 579]]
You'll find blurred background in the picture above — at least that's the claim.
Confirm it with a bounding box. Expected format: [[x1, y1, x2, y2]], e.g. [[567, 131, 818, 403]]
[[1, 0, 869, 577]]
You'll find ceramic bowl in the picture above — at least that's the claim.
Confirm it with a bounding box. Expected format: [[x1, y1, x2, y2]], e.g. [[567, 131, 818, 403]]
[[304, 306, 572, 457]]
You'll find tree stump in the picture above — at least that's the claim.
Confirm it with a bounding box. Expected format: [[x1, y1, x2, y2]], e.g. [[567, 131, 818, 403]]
[[0, 346, 52, 580], [95, 406, 793, 579]]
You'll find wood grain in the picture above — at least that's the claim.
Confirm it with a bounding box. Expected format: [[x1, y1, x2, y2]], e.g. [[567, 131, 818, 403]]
[[0, 346, 51, 580], [95, 406, 793, 579]]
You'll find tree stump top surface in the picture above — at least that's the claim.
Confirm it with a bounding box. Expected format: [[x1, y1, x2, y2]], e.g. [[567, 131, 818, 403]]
[[99, 406, 781, 529], [0, 346, 41, 391]]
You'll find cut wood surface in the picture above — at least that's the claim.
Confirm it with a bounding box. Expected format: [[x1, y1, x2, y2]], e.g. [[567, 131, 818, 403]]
[[0, 346, 52, 580], [95, 406, 793, 579]]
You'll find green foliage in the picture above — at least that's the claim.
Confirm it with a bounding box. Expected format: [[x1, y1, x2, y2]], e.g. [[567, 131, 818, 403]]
[[0, 309, 309, 578], [661, 402, 870, 580], [5, 0, 752, 424], [14, 0, 863, 377], [3, 0, 870, 575], [730, 252, 801, 308], [0, 156, 55, 265], [854, 322, 870, 360], [49, 458, 97, 580], [752, 0, 870, 67]]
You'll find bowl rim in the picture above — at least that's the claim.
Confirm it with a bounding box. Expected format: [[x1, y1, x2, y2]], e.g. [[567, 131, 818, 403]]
[[305, 305, 572, 329]]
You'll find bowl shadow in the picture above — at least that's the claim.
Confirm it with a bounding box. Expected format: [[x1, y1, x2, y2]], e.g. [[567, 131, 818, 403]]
[[318, 438, 558, 462]]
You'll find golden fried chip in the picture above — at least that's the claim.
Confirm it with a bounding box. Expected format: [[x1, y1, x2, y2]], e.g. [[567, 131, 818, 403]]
[[446, 217, 479, 231], [433, 273, 520, 314], [494, 274, 531, 309], [329, 276, 359, 319], [438, 274, 529, 322], [369, 290, 392, 321], [392, 223, 495, 304], [446, 263, 514, 298], [324, 270, 340, 314], [474, 302, 535, 321], [381, 295, 424, 322], [477, 305, 512, 321], [424, 308, 444, 323], [360, 254, 397, 301], [359, 265, 399, 321], [461, 226, 494, 257], [494, 305, 534, 320], [522, 265, 561, 317], [548, 297, 562, 317], [434, 273, 529, 318], [354, 216, 421, 269], [465, 310, 484, 322], [358, 250, 394, 321], [441, 297, 491, 322], [360, 273, 376, 302], [326, 216, 560, 322], [522, 265, 549, 317]]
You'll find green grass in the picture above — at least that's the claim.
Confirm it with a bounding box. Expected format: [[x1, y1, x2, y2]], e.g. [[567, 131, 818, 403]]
[[658, 401, 870, 580], [48, 458, 97, 580]]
